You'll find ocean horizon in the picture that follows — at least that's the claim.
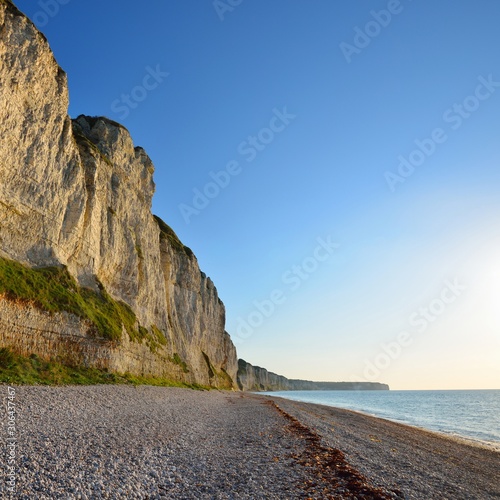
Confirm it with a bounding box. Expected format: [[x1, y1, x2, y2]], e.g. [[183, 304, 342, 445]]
[[264, 389, 500, 448]]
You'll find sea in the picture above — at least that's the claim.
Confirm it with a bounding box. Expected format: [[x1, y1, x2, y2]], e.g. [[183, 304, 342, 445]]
[[264, 389, 500, 448]]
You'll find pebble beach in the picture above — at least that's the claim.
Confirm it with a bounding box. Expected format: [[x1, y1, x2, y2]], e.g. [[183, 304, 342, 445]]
[[2, 386, 499, 499]]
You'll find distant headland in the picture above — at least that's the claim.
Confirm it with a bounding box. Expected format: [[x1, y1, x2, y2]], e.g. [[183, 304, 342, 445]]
[[237, 360, 389, 391]]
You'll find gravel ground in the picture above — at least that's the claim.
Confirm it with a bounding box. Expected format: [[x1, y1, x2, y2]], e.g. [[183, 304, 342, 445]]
[[1, 386, 395, 499], [1, 386, 497, 499], [268, 395, 500, 499]]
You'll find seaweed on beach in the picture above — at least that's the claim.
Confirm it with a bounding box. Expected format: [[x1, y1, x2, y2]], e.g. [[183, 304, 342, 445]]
[[267, 400, 404, 499]]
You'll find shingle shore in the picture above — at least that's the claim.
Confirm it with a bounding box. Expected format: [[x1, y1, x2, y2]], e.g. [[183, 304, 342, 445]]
[[2, 386, 497, 499], [269, 395, 500, 499]]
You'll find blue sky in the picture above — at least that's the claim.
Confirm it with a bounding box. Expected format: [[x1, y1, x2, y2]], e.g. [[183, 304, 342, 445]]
[[15, 0, 500, 389]]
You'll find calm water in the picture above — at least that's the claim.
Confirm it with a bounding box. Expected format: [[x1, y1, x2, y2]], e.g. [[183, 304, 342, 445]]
[[264, 390, 500, 446]]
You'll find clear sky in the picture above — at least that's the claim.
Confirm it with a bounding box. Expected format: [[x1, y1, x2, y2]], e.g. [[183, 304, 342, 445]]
[[15, 0, 500, 390]]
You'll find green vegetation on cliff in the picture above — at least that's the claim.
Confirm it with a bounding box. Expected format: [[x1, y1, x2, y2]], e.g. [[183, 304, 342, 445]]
[[171, 353, 190, 373], [0, 256, 139, 341], [154, 215, 194, 258], [202, 351, 234, 389], [0, 347, 207, 388]]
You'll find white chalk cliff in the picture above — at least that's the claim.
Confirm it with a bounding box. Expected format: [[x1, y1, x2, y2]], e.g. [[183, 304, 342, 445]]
[[0, 0, 237, 388]]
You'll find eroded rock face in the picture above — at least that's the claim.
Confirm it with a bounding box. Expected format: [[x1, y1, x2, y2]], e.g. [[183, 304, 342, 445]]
[[159, 235, 238, 387], [0, 0, 237, 388], [70, 115, 167, 333], [237, 360, 292, 391], [0, 0, 82, 269]]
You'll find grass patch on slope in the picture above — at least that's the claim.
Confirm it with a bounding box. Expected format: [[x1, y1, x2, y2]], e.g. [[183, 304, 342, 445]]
[[0, 348, 207, 389], [154, 215, 194, 258], [0, 256, 139, 341], [171, 353, 190, 373]]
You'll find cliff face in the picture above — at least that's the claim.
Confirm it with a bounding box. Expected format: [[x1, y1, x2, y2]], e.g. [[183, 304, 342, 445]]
[[0, 0, 237, 388], [237, 360, 389, 391]]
